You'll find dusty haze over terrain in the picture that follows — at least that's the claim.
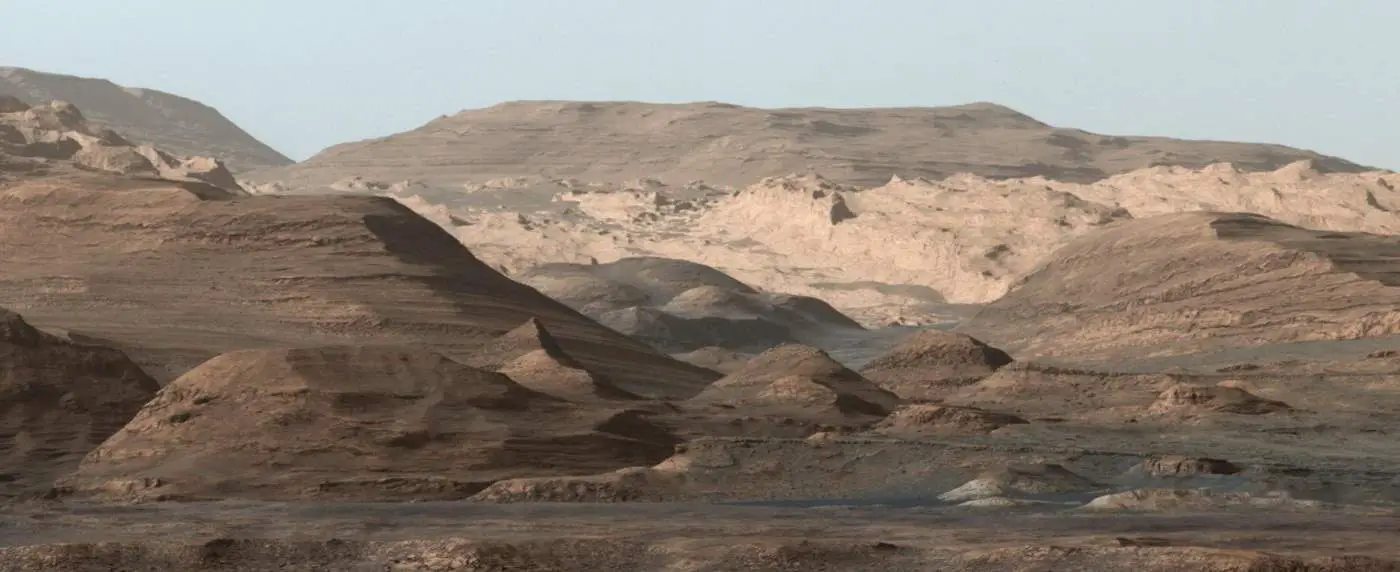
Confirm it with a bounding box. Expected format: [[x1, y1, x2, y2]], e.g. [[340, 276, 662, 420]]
[[4, 47, 1400, 570]]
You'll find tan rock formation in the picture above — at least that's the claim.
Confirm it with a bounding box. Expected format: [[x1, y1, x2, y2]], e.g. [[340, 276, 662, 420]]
[[860, 329, 1013, 399], [0, 67, 290, 171], [691, 345, 900, 417], [959, 211, 1400, 359]]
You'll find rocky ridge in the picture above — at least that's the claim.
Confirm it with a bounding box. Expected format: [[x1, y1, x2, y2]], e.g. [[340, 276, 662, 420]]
[[0, 67, 291, 171], [1, 96, 246, 193]]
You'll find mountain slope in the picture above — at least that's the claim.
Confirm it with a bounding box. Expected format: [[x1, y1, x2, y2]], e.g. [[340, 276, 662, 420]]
[[957, 211, 1400, 359], [0, 67, 291, 172], [385, 163, 1399, 327], [61, 346, 678, 501], [0, 172, 718, 398], [250, 100, 1368, 189]]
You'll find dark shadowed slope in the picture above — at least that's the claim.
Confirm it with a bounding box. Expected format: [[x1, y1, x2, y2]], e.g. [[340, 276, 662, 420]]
[[0, 307, 159, 497]]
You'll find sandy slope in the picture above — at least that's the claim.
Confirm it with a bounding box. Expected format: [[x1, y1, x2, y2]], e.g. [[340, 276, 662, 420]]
[[248, 100, 1367, 188]]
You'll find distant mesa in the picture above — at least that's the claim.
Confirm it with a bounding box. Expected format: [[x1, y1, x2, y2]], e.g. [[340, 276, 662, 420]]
[[248, 99, 1369, 190], [60, 346, 679, 501], [860, 329, 1014, 400], [0, 307, 160, 498], [691, 344, 899, 417]]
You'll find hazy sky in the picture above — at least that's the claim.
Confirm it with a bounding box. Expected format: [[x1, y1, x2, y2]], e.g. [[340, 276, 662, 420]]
[[3, 1, 1395, 167]]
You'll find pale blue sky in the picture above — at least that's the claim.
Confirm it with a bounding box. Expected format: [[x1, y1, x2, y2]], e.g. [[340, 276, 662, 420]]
[[3, 1, 1395, 168]]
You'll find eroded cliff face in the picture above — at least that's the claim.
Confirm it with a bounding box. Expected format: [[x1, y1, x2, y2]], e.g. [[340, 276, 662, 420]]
[[344, 162, 1396, 328]]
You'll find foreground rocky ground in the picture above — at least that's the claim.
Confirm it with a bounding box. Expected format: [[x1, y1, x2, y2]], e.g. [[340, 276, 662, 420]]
[[5, 96, 1400, 570], [3, 502, 1397, 571]]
